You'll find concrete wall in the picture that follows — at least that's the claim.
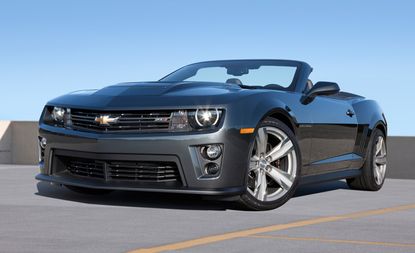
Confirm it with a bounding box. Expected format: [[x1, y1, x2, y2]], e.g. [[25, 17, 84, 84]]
[[0, 121, 414, 179], [386, 137, 415, 180], [0, 121, 12, 163], [0, 121, 38, 165]]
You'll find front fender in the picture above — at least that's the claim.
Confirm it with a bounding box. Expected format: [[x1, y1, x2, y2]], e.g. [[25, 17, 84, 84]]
[[353, 99, 387, 133], [225, 92, 299, 130], [352, 99, 387, 159]]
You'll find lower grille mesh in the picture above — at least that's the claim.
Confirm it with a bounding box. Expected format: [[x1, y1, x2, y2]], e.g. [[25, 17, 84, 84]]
[[108, 161, 179, 182], [67, 160, 105, 179], [66, 158, 181, 184]]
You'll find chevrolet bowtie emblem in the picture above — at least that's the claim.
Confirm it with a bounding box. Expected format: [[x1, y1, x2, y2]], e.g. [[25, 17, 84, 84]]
[[94, 115, 119, 125]]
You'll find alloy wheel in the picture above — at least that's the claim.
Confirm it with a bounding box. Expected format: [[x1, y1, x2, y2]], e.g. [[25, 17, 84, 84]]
[[373, 136, 387, 185], [247, 126, 297, 202]]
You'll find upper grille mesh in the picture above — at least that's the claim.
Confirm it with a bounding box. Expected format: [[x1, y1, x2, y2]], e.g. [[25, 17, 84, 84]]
[[70, 109, 172, 133]]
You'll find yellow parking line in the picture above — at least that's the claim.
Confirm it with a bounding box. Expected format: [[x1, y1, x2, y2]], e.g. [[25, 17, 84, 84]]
[[248, 235, 415, 248], [127, 203, 415, 253]]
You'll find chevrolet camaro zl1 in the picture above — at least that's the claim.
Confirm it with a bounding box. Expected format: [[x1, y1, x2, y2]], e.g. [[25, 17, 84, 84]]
[[36, 60, 387, 210]]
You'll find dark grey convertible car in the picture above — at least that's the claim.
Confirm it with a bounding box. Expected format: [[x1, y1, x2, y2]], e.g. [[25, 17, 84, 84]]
[[36, 60, 387, 210]]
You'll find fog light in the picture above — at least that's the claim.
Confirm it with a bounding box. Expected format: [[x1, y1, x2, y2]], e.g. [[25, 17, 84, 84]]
[[40, 137, 47, 149], [205, 163, 220, 175], [205, 145, 222, 160]]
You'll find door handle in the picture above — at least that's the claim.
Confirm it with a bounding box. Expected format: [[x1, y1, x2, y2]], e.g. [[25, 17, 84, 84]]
[[346, 109, 355, 117]]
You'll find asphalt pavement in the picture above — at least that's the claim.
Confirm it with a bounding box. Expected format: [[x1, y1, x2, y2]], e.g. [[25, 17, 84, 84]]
[[0, 165, 414, 253]]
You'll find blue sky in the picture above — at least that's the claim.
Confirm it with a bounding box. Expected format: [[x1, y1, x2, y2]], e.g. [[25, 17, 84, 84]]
[[0, 0, 414, 135]]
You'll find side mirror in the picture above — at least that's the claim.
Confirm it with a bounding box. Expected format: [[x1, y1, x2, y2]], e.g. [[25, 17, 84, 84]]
[[301, 81, 340, 104]]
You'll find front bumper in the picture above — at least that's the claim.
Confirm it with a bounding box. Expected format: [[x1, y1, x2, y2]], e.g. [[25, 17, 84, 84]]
[[36, 124, 253, 196]]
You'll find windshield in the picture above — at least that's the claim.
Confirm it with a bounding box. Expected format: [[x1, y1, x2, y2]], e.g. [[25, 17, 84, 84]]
[[160, 60, 298, 89]]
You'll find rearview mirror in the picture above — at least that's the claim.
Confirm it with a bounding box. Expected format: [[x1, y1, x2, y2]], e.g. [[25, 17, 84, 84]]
[[301, 81, 340, 104]]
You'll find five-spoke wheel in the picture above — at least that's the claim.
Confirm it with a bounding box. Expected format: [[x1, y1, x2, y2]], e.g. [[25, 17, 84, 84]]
[[373, 136, 387, 185], [347, 128, 387, 191], [240, 118, 300, 210]]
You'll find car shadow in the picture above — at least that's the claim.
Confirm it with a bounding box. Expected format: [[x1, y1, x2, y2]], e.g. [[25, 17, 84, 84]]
[[294, 180, 350, 197], [35, 180, 350, 211]]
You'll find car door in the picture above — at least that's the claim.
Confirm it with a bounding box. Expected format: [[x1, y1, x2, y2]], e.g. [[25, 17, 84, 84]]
[[306, 95, 358, 174]]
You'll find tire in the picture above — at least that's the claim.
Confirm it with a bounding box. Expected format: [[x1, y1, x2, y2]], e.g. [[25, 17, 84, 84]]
[[239, 117, 301, 211], [347, 128, 387, 191], [65, 185, 113, 195]]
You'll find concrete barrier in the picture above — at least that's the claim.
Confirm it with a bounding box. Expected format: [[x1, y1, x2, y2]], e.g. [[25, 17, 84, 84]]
[[0, 121, 12, 163], [0, 121, 414, 179], [386, 137, 415, 180], [0, 121, 39, 165]]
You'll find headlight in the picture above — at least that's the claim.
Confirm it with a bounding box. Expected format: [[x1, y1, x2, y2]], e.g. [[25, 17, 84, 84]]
[[169, 108, 223, 131], [42, 106, 68, 127], [195, 108, 220, 127], [51, 107, 65, 122]]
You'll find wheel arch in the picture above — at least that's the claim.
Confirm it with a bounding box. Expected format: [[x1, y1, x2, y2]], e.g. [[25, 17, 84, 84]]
[[374, 121, 387, 138], [261, 108, 297, 135]]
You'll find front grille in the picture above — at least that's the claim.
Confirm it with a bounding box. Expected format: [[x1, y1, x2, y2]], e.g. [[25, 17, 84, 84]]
[[67, 159, 105, 179], [108, 161, 179, 182], [70, 109, 173, 133], [65, 158, 181, 184]]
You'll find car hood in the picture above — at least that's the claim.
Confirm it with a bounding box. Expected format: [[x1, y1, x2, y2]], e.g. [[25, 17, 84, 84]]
[[47, 81, 261, 109]]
